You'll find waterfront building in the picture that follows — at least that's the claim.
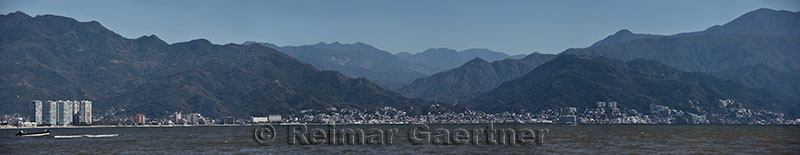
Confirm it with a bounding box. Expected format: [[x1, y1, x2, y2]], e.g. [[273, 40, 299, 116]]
[[252, 116, 268, 123], [33, 100, 92, 126], [33, 100, 58, 125], [268, 115, 281, 122], [72, 100, 80, 123], [33, 100, 42, 125], [173, 112, 182, 123], [78, 100, 92, 124], [56, 100, 73, 126], [222, 117, 235, 124], [251, 115, 281, 123], [187, 113, 203, 124], [136, 114, 147, 124], [567, 107, 578, 114]]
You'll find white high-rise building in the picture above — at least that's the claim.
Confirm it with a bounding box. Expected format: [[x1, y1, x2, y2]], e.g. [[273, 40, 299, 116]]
[[187, 113, 203, 124], [173, 111, 182, 123], [33, 100, 42, 124], [72, 100, 80, 123], [56, 100, 73, 126], [34, 100, 58, 125], [78, 100, 92, 124], [608, 102, 618, 109], [34, 100, 91, 126]]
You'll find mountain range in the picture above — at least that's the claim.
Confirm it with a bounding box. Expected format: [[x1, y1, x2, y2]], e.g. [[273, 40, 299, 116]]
[[398, 8, 799, 106], [563, 8, 800, 99], [398, 53, 556, 103], [1, 8, 798, 119], [0, 11, 442, 118], [395, 48, 526, 70], [467, 54, 794, 117], [261, 41, 439, 90], [712, 65, 800, 100], [243, 41, 524, 90], [589, 29, 663, 47]]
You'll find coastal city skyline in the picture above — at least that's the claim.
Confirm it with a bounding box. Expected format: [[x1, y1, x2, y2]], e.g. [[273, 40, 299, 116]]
[[1, 1, 798, 154], [1, 7, 799, 126]]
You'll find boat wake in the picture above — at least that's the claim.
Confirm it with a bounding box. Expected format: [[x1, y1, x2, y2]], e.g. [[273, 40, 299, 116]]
[[54, 134, 119, 139]]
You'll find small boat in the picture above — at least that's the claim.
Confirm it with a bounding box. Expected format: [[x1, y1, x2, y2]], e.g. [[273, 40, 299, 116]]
[[16, 130, 51, 137]]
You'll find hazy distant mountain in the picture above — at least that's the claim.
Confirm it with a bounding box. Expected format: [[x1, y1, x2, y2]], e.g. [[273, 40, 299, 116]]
[[564, 8, 800, 73], [712, 65, 800, 99], [398, 53, 556, 103], [590, 29, 664, 47], [396, 48, 524, 70], [0, 12, 440, 118], [704, 8, 800, 35], [509, 54, 527, 59], [242, 41, 280, 50], [468, 55, 792, 117], [244, 41, 439, 90], [563, 8, 800, 100]]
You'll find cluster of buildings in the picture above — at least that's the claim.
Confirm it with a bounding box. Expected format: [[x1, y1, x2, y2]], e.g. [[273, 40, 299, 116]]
[[170, 112, 211, 124], [32, 100, 92, 126], [283, 105, 557, 124], [251, 115, 282, 123], [132, 112, 221, 125], [4, 98, 794, 127], [277, 100, 796, 125]]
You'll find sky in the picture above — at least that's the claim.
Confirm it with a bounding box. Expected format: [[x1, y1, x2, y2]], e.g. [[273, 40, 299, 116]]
[[1, 0, 799, 55]]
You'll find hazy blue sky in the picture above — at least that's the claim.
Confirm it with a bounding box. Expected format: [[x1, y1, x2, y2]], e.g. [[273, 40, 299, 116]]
[[1, 0, 798, 54]]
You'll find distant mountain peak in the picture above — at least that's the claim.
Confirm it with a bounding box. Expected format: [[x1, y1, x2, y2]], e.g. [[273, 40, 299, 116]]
[[423, 48, 458, 53], [173, 39, 214, 48], [312, 41, 341, 47], [309, 41, 382, 52], [5, 10, 31, 18], [615, 29, 634, 35], [136, 34, 160, 39], [314, 41, 369, 46], [397, 52, 556, 103], [2, 11, 33, 23], [134, 34, 167, 45], [748, 8, 793, 15], [350, 41, 375, 48], [591, 29, 663, 47], [34, 14, 79, 22], [462, 48, 492, 52], [706, 8, 800, 35], [188, 38, 212, 44], [398, 47, 518, 71], [464, 57, 489, 65], [242, 41, 256, 45], [243, 41, 281, 50]]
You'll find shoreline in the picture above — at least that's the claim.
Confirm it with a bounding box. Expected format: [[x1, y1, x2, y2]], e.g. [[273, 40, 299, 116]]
[[2, 123, 798, 130], [0, 124, 257, 130]]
